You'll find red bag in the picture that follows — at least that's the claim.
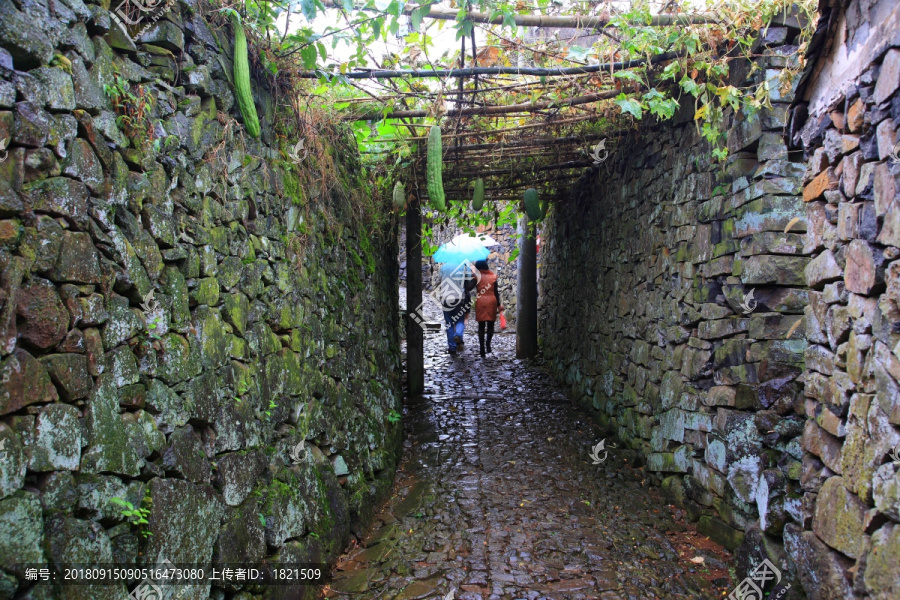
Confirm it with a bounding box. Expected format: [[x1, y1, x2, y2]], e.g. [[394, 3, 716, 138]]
[[499, 310, 507, 331]]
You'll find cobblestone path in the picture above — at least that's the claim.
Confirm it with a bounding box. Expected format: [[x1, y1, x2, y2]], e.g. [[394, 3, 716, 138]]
[[324, 298, 734, 600]]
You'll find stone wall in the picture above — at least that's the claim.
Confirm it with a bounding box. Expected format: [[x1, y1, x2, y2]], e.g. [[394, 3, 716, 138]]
[[0, 1, 402, 598], [541, 7, 900, 596], [540, 34, 812, 597], [782, 0, 900, 595]]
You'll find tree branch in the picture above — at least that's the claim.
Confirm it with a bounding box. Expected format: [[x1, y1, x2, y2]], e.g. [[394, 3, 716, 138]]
[[298, 50, 682, 80], [321, 0, 719, 29], [347, 88, 622, 120]]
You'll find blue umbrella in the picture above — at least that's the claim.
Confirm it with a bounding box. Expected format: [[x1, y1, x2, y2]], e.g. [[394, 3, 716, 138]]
[[432, 234, 490, 266]]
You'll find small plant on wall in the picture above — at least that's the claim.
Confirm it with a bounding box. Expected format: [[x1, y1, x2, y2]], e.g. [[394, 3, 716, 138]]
[[103, 70, 156, 144], [110, 496, 153, 539]]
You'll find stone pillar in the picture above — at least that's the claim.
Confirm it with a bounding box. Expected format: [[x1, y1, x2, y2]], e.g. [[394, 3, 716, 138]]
[[406, 192, 424, 397], [516, 215, 538, 358]]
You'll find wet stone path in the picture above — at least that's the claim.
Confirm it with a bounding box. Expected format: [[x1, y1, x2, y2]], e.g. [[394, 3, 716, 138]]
[[324, 304, 733, 600]]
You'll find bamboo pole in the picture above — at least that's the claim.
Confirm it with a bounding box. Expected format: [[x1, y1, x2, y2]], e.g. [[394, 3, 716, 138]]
[[444, 159, 594, 178], [375, 114, 612, 141], [322, 0, 719, 29], [438, 172, 582, 194], [302, 51, 681, 82], [406, 191, 424, 396], [347, 88, 625, 120], [410, 133, 614, 157]]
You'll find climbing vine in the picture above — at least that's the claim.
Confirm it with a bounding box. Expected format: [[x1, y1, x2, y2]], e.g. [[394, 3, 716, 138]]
[[207, 0, 818, 252]]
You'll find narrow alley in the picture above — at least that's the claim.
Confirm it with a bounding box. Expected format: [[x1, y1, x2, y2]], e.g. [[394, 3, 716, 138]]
[[324, 295, 733, 600]]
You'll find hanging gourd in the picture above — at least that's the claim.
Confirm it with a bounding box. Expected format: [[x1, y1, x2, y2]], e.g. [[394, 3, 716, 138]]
[[229, 11, 260, 138], [392, 181, 406, 209], [524, 187, 541, 221], [426, 125, 445, 211], [471, 178, 485, 210]]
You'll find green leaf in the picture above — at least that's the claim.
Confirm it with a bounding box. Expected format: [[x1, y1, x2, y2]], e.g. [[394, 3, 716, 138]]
[[679, 75, 701, 96], [300, 45, 318, 69], [615, 93, 644, 119], [317, 42, 327, 61], [661, 61, 680, 80], [566, 45, 591, 61], [300, 0, 317, 20], [372, 17, 383, 40], [644, 91, 679, 120], [613, 70, 641, 81], [410, 5, 429, 31], [109, 497, 132, 509]]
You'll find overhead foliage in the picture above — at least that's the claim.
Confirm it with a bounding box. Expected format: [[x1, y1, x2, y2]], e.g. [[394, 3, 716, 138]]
[[210, 0, 818, 253]]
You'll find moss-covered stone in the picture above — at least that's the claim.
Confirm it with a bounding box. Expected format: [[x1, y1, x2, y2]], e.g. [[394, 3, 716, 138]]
[[45, 513, 125, 599], [191, 276, 220, 306], [80, 374, 142, 477], [698, 515, 745, 551], [0, 348, 58, 415], [0, 491, 45, 575], [223, 291, 250, 334], [29, 403, 82, 471]]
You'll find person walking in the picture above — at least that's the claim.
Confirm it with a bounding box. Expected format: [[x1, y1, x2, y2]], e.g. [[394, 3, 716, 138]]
[[439, 262, 476, 354], [473, 259, 502, 357]]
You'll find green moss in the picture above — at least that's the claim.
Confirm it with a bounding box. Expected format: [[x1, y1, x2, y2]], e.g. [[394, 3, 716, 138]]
[[283, 169, 305, 206], [308, 464, 339, 554], [358, 233, 376, 275]]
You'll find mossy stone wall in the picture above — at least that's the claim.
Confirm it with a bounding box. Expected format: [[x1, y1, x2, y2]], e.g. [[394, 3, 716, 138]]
[[0, 0, 402, 598], [540, 38, 810, 598]]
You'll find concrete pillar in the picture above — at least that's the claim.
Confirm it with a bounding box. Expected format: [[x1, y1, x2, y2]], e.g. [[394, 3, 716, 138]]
[[406, 192, 424, 397], [516, 215, 538, 358]]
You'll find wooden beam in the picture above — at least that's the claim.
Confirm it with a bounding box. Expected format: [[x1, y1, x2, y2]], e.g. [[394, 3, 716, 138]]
[[444, 159, 594, 178], [430, 134, 606, 155], [406, 191, 424, 397], [323, 0, 720, 29], [348, 88, 625, 120], [516, 215, 538, 358], [305, 51, 682, 85], [372, 114, 611, 142], [438, 172, 582, 195]]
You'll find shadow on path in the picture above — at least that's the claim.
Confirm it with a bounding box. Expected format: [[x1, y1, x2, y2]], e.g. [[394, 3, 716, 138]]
[[325, 311, 734, 600]]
